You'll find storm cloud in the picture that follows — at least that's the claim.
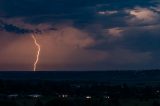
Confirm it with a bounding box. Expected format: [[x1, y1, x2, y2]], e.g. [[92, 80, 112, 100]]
[[0, 0, 160, 70]]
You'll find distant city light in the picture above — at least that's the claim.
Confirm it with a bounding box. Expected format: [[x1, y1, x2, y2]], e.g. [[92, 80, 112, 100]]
[[104, 96, 110, 99], [59, 94, 68, 98], [156, 90, 160, 93], [8, 94, 18, 98], [29, 94, 41, 98], [85, 96, 92, 99]]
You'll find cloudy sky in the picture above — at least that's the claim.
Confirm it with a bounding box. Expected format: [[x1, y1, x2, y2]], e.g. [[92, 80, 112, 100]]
[[0, 0, 160, 71]]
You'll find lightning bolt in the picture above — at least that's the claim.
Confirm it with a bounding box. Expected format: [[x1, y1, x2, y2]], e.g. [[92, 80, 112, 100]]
[[31, 34, 41, 72]]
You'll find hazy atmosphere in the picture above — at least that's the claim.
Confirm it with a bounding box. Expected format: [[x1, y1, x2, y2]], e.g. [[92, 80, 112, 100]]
[[0, 0, 160, 71]]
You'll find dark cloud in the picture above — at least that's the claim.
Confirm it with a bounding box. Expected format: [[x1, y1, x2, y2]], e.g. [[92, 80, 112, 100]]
[[0, 0, 155, 25], [0, 0, 160, 70], [0, 20, 32, 34], [0, 20, 58, 34], [121, 27, 160, 52]]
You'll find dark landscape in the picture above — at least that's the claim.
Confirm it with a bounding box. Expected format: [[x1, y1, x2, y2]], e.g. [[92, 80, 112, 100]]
[[0, 71, 159, 106]]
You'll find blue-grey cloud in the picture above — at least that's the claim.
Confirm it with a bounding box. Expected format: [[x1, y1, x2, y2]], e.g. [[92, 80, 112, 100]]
[[0, 20, 32, 34], [1, 0, 160, 70]]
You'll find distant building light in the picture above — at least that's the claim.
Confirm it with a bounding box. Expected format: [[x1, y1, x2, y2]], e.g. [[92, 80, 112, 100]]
[[62, 95, 68, 98], [59, 94, 68, 98], [8, 94, 18, 98], [86, 96, 91, 99], [104, 96, 110, 99], [29, 94, 41, 98]]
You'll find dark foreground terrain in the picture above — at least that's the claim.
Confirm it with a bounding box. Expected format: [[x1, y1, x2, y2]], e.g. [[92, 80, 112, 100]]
[[0, 70, 160, 106]]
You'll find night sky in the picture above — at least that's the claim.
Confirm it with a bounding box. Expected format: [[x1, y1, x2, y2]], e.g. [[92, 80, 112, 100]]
[[0, 0, 160, 71]]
